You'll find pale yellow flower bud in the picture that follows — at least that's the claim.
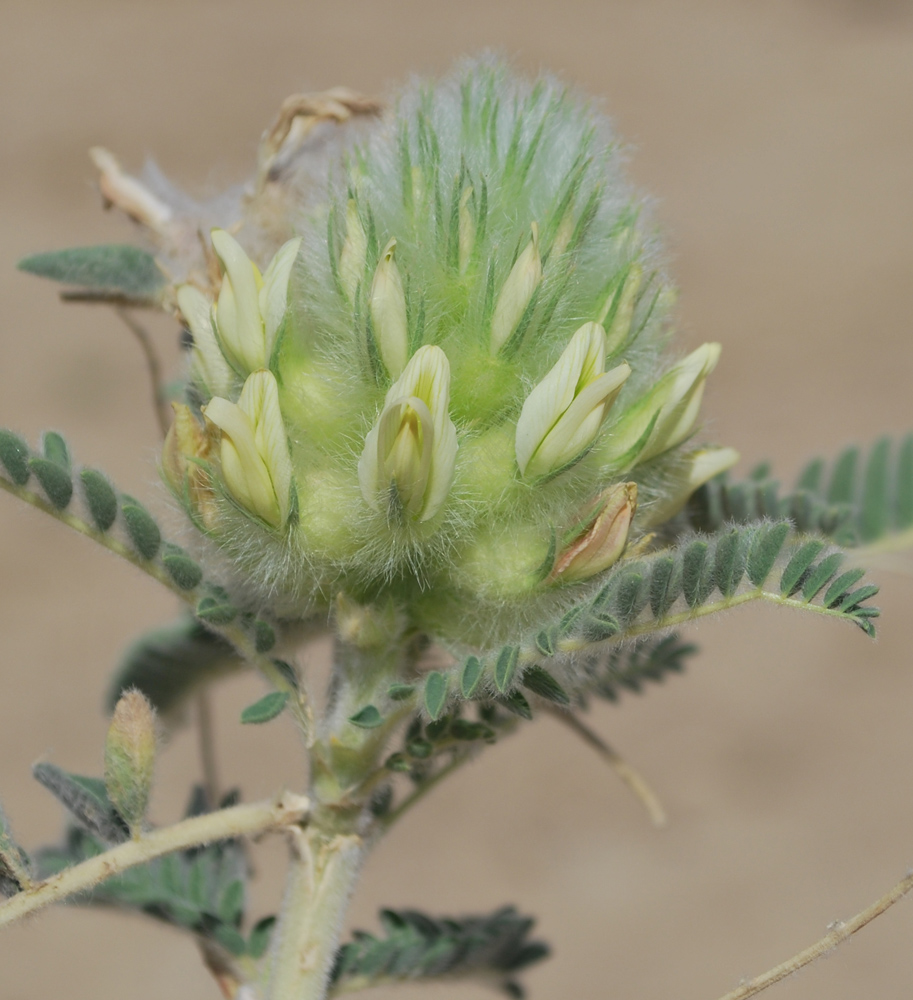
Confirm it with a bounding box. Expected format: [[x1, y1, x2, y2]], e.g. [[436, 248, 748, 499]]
[[203, 370, 293, 529], [338, 199, 367, 302], [369, 237, 410, 378], [549, 482, 637, 584], [640, 447, 740, 528], [600, 342, 722, 469], [490, 222, 542, 353], [176, 284, 234, 398], [210, 229, 301, 375], [259, 235, 302, 349], [516, 322, 631, 479], [359, 345, 458, 522]]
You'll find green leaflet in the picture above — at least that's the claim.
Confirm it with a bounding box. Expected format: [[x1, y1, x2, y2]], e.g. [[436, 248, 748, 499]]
[[494, 646, 520, 692], [195, 583, 237, 626], [28, 457, 73, 509], [460, 656, 484, 697], [779, 540, 826, 597], [252, 620, 276, 654], [747, 522, 791, 586], [497, 690, 533, 720], [388, 683, 416, 702], [328, 905, 549, 996], [649, 555, 681, 618], [32, 763, 128, 844], [80, 469, 118, 531], [121, 495, 161, 560], [0, 430, 30, 486], [18, 245, 166, 302], [248, 915, 277, 959], [800, 552, 844, 602], [240, 691, 289, 725], [521, 665, 570, 706], [423, 671, 448, 721], [350, 705, 384, 729]]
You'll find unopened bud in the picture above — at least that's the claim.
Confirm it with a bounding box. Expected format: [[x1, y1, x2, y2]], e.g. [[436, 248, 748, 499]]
[[490, 222, 542, 352], [516, 322, 630, 478], [259, 235, 301, 352], [211, 228, 264, 374], [549, 482, 637, 583], [369, 238, 410, 378], [105, 690, 156, 836], [176, 284, 234, 398], [204, 370, 294, 529], [210, 229, 300, 375], [359, 345, 458, 522], [640, 447, 740, 528], [338, 199, 367, 302], [599, 342, 722, 470]]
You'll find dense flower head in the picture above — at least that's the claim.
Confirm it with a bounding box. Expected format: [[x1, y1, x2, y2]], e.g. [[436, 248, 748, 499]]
[[166, 59, 735, 650]]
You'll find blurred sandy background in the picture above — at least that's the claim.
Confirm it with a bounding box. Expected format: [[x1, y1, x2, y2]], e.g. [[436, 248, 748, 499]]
[[2, 1, 913, 998]]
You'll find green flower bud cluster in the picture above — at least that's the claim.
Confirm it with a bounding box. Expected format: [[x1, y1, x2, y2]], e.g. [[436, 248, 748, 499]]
[[165, 60, 736, 650]]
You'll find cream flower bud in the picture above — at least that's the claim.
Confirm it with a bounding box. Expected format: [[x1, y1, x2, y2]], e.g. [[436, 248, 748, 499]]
[[549, 482, 637, 584], [176, 284, 234, 398], [203, 370, 293, 529], [259, 235, 301, 349], [600, 342, 722, 469], [210, 229, 301, 375], [516, 322, 631, 479], [369, 237, 410, 377], [359, 345, 458, 522], [490, 222, 542, 352], [338, 199, 367, 302], [640, 447, 740, 528]]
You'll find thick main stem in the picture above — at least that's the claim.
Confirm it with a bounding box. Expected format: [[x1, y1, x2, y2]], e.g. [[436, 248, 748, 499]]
[[266, 829, 365, 1000]]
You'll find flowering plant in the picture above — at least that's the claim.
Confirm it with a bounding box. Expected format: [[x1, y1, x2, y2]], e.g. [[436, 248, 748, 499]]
[[0, 60, 908, 1000]]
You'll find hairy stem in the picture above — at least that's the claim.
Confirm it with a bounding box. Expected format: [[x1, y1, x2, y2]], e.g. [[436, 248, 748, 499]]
[[0, 793, 310, 930], [713, 869, 913, 1000], [266, 829, 364, 1000]]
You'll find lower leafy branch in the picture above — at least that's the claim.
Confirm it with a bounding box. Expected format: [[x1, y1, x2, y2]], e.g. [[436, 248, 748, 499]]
[[328, 906, 549, 999], [0, 793, 310, 930]]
